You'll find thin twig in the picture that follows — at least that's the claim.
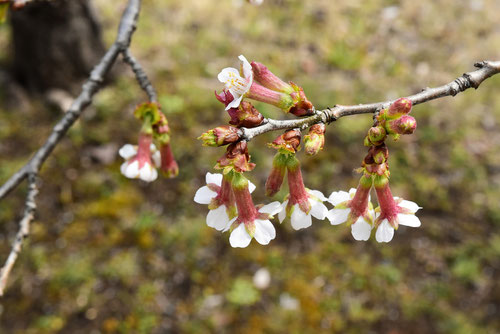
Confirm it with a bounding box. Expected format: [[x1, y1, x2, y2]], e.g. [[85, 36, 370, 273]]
[[240, 60, 500, 141], [0, 174, 38, 296], [0, 0, 145, 296], [122, 49, 158, 102]]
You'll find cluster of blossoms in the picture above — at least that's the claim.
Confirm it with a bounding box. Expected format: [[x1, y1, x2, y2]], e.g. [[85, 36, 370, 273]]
[[196, 55, 421, 247], [119, 102, 178, 182], [328, 98, 421, 243]]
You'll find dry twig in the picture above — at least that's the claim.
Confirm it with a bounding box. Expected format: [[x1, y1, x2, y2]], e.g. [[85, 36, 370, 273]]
[[0, 0, 157, 296]]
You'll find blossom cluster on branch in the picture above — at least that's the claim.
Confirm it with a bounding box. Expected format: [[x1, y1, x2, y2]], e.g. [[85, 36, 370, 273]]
[[195, 55, 422, 247], [119, 103, 178, 182]]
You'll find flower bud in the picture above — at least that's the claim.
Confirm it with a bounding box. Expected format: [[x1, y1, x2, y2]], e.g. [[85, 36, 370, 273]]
[[228, 101, 264, 128], [247, 82, 294, 110], [366, 126, 386, 146], [265, 153, 288, 197], [386, 115, 417, 135], [159, 143, 179, 178], [216, 141, 256, 173], [370, 145, 389, 165], [251, 61, 294, 94], [289, 83, 314, 116], [387, 98, 412, 117], [270, 129, 301, 153], [304, 124, 325, 155], [199, 126, 240, 147]]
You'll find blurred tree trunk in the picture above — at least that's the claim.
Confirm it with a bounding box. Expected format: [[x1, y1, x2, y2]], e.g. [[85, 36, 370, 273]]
[[9, 0, 106, 93]]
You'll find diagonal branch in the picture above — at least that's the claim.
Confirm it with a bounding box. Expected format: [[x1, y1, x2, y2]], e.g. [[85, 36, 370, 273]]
[[0, 0, 150, 296], [240, 60, 500, 141]]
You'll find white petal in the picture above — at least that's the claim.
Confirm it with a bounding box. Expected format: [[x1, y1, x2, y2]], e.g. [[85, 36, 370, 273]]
[[119, 144, 137, 160], [290, 205, 312, 230], [124, 160, 140, 179], [308, 189, 327, 202], [238, 55, 253, 81], [375, 220, 394, 243], [217, 67, 241, 84], [229, 224, 252, 248], [398, 200, 421, 213], [278, 200, 288, 223], [248, 180, 256, 193], [120, 162, 129, 176], [259, 201, 282, 216], [139, 164, 158, 182], [223, 217, 237, 232], [254, 219, 276, 245], [150, 167, 158, 181], [348, 188, 357, 197], [194, 186, 217, 204], [225, 94, 244, 110], [327, 208, 350, 225], [328, 191, 351, 206], [309, 199, 328, 220], [207, 205, 231, 231], [397, 213, 421, 227], [205, 172, 223, 186], [152, 150, 161, 168], [351, 217, 372, 241]]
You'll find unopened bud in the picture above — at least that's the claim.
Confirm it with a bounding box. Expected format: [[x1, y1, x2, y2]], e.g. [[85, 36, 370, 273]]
[[251, 61, 294, 94], [366, 126, 387, 146], [304, 124, 325, 155], [270, 129, 301, 153], [371, 145, 389, 165], [199, 126, 240, 147], [265, 153, 288, 196], [228, 101, 264, 128], [387, 98, 412, 117], [386, 115, 417, 135], [289, 83, 314, 116], [159, 143, 179, 178], [216, 141, 255, 173]]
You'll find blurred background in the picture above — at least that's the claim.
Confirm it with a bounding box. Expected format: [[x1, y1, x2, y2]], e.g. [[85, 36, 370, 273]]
[[0, 0, 500, 333]]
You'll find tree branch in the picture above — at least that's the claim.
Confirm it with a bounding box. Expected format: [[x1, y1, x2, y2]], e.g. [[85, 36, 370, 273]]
[[122, 49, 158, 103], [240, 60, 500, 141], [0, 174, 37, 296], [0, 0, 149, 296]]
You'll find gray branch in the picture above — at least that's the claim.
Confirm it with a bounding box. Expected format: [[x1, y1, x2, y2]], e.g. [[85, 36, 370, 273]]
[[0, 0, 150, 296], [0, 174, 38, 296], [240, 60, 500, 141], [122, 49, 158, 102]]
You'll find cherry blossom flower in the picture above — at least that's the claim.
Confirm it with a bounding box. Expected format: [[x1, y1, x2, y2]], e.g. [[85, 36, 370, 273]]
[[119, 134, 160, 182], [374, 175, 422, 243], [194, 172, 255, 231], [229, 201, 281, 248], [328, 175, 374, 241], [328, 189, 374, 241], [277, 158, 329, 230], [218, 55, 254, 110], [227, 173, 281, 248], [218, 55, 294, 111]]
